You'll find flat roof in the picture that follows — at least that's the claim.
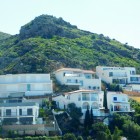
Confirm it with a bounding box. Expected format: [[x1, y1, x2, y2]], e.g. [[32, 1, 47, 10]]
[[55, 68, 95, 74], [64, 89, 101, 95], [0, 73, 50, 77], [0, 102, 38, 107]]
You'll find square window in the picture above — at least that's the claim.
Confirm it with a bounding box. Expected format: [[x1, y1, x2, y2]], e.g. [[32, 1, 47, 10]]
[[113, 97, 117, 101]]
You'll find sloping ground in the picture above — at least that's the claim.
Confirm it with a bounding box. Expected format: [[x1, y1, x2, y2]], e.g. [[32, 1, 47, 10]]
[[0, 31, 11, 40], [130, 97, 140, 103], [0, 14, 140, 74], [123, 90, 140, 96], [55, 112, 70, 134]]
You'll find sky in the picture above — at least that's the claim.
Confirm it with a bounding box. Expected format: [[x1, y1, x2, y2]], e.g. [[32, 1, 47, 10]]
[[0, 0, 140, 48]]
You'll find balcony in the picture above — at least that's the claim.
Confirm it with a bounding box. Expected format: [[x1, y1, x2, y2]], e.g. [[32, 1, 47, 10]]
[[64, 73, 82, 77], [111, 105, 134, 112]]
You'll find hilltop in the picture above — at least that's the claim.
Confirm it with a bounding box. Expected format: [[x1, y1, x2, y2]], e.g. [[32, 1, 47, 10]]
[[0, 31, 11, 41], [0, 14, 140, 74]]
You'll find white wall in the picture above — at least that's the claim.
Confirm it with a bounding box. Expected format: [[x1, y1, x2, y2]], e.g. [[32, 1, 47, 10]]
[[0, 74, 53, 97], [55, 69, 101, 90]]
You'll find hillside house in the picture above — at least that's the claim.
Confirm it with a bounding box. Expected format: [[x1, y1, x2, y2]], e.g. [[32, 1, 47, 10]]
[[96, 66, 140, 86], [107, 92, 133, 114], [0, 102, 39, 125], [0, 74, 53, 97], [55, 68, 101, 90], [53, 90, 105, 119]]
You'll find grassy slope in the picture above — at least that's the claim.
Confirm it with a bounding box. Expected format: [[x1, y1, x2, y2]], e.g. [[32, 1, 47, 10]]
[[0, 15, 140, 74]]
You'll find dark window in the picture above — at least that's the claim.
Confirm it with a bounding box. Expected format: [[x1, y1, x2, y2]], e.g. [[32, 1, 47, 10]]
[[113, 97, 117, 101], [109, 72, 113, 77], [6, 109, 11, 116], [27, 108, 33, 115], [19, 109, 22, 116], [19, 117, 33, 124]]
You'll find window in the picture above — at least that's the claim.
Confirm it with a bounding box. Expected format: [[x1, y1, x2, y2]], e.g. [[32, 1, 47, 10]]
[[130, 77, 139, 82], [113, 97, 117, 101], [91, 102, 98, 109], [80, 80, 83, 86], [67, 79, 71, 83], [67, 95, 70, 100], [6, 109, 11, 116], [130, 71, 136, 75], [91, 93, 98, 101], [82, 93, 90, 101], [27, 84, 31, 91], [109, 72, 113, 77], [0, 109, 1, 116], [88, 86, 91, 89], [27, 108, 33, 115], [82, 102, 90, 109], [78, 95, 81, 101], [19, 109, 22, 116]]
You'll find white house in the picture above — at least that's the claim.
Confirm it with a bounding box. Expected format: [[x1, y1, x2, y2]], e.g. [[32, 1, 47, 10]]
[[53, 90, 105, 119], [107, 92, 133, 114], [0, 74, 53, 97], [55, 68, 101, 90], [0, 102, 39, 125], [96, 66, 140, 86]]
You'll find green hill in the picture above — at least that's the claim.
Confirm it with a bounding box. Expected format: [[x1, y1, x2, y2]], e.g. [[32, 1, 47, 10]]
[[0, 14, 140, 74], [0, 31, 11, 40]]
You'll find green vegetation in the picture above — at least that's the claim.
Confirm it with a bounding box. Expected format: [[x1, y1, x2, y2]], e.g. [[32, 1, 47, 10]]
[[0, 31, 11, 41], [0, 14, 140, 74]]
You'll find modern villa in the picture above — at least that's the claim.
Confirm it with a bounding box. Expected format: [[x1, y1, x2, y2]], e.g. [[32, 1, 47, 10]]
[[107, 92, 133, 114], [96, 66, 140, 86], [0, 102, 39, 125], [53, 90, 105, 119], [55, 68, 101, 90], [0, 74, 53, 97]]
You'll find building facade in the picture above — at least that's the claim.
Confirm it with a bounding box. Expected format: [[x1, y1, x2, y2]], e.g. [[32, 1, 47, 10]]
[[55, 68, 101, 90], [53, 90, 105, 119], [107, 92, 133, 114], [0, 74, 53, 97], [96, 66, 140, 86], [0, 102, 39, 125]]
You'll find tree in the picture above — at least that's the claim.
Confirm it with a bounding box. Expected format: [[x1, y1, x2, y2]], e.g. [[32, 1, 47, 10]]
[[90, 108, 93, 125], [106, 129, 112, 140], [92, 122, 108, 138], [67, 103, 83, 133], [77, 136, 83, 140], [103, 89, 108, 110], [96, 131, 107, 140], [112, 127, 121, 140], [84, 107, 90, 128], [67, 103, 83, 120], [63, 133, 77, 140]]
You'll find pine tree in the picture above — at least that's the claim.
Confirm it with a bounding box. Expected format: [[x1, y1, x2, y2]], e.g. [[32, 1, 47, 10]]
[[84, 107, 90, 128], [90, 108, 93, 125], [103, 89, 108, 110]]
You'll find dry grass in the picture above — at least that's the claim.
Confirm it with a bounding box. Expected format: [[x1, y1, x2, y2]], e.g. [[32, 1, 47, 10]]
[[130, 96, 140, 103], [123, 90, 140, 96]]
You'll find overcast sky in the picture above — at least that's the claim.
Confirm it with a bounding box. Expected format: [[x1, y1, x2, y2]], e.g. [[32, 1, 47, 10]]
[[0, 0, 140, 48]]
